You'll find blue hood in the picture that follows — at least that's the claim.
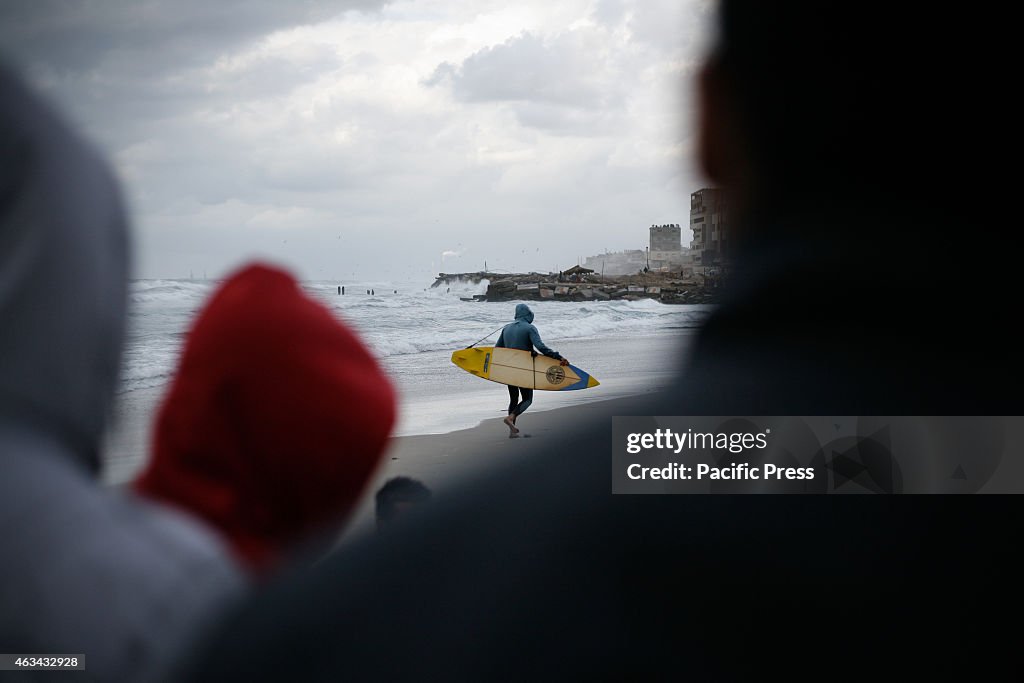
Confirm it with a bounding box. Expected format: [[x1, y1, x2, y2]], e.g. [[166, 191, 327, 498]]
[[514, 303, 534, 324], [495, 302, 560, 359]]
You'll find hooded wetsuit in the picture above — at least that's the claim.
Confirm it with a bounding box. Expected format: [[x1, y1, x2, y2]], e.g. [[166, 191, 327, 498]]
[[495, 304, 561, 417]]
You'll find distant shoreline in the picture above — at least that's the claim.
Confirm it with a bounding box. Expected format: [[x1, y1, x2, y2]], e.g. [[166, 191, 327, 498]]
[[432, 271, 722, 304]]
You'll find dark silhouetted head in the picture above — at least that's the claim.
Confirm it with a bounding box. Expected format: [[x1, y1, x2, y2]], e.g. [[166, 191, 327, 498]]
[[375, 477, 432, 532], [699, 2, 992, 234]]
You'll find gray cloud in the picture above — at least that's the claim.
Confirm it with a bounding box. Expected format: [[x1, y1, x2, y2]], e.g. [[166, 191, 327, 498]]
[[425, 28, 643, 136], [431, 32, 607, 108], [0, 1, 387, 71], [592, 0, 629, 27], [0, 1, 709, 281], [627, 0, 718, 58]]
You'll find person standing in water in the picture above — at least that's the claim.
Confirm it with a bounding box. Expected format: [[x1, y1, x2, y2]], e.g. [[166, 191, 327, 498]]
[[495, 303, 568, 437]]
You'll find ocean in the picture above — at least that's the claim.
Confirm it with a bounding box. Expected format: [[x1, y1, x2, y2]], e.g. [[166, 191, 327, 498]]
[[117, 278, 712, 442]]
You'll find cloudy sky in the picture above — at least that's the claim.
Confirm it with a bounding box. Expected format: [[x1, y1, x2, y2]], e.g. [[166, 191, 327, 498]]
[[1, 0, 715, 282]]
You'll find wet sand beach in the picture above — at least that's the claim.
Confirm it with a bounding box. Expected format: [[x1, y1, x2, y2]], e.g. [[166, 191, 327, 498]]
[[101, 330, 697, 538], [337, 390, 661, 545]]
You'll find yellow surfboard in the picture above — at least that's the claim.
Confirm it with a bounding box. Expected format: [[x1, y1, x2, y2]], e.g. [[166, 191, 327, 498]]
[[450, 346, 600, 391]]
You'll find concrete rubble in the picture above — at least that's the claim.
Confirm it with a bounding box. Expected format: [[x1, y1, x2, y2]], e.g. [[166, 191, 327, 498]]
[[431, 271, 721, 305]]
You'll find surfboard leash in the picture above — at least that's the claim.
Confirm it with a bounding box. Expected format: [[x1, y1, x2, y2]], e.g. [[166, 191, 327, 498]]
[[465, 325, 506, 349]]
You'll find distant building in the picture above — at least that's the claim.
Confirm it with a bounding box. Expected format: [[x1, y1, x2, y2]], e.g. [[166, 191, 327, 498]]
[[582, 222, 693, 277], [649, 223, 690, 271], [689, 188, 729, 270], [562, 265, 594, 276], [650, 224, 681, 251], [584, 250, 647, 276]]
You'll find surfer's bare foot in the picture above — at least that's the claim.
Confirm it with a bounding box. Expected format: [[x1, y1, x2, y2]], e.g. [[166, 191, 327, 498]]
[[504, 415, 520, 434]]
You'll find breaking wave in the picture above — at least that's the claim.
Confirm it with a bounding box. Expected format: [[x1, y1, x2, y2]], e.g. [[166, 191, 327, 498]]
[[118, 278, 711, 393]]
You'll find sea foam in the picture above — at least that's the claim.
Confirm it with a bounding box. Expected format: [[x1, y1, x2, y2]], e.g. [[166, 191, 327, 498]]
[[119, 278, 711, 393]]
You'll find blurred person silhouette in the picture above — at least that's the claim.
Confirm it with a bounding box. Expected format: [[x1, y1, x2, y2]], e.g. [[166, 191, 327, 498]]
[[0, 63, 243, 681], [185, 2, 1019, 680], [135, 264, 396, 576], [375, 477, 432, 533]]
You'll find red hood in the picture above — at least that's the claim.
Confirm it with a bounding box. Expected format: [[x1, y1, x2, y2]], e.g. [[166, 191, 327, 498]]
[[135, 263, 395, 573]]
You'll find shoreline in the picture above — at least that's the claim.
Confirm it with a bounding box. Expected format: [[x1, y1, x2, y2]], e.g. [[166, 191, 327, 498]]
[[102, 384, 670, 546], [101, 330, 694, 522], [382, 330, 690, 437], [432, 271, 722, 305]]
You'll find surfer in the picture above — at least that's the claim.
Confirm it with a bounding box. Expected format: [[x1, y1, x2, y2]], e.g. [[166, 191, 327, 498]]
[[495, 303, 569, 436]]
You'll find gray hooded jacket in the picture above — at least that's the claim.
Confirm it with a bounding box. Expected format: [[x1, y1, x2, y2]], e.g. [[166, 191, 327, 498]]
[[0, 65, 243, 682], [495, 304, 561, 359]]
